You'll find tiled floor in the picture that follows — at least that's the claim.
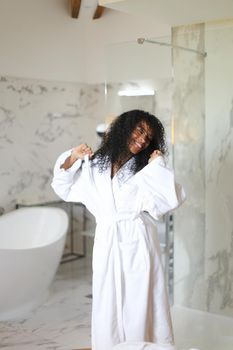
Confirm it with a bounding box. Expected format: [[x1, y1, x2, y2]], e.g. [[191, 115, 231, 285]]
[[1, 252, 233, 350], [0, 255, 93, 350]]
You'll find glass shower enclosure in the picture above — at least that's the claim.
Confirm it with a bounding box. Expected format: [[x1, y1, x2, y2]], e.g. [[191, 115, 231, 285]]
[[103, 30, 206, 308], [104, 19, 233, 349]]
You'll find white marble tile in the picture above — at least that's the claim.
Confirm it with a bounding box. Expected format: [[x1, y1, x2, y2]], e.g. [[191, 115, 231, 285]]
[[0, 256, 93, 350], [172, 20, 233, 318], [205, 21, 233, 317], [0, 76, 105, 213], [172, 24, 206, 310], [1, 256, 233, 350], [0, 75, 104, 255]]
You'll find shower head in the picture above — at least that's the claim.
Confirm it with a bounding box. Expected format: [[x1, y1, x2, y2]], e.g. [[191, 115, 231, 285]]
[[137, 38, 145, 45]]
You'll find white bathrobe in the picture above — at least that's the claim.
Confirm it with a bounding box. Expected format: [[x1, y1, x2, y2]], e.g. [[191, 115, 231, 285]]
[[51, 150, 185, 350]]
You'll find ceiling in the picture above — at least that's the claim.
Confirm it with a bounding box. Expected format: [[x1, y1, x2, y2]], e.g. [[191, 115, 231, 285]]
[[99, 0, 233, 26], [71, 0, 106, 19]]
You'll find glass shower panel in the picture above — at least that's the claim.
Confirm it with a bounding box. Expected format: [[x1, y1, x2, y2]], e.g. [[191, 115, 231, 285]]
[[204, 23, 233, 317], [104, 37, 175, 302], [104, 31, 207, 309], [171, 24, 206, 312], [104, 20, 233, 334], [172, 22, 233, 318], [104, 38, 173, 154]]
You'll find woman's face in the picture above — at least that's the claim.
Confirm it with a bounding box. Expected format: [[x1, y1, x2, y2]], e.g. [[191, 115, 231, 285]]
[[128, 121, 153, 154]]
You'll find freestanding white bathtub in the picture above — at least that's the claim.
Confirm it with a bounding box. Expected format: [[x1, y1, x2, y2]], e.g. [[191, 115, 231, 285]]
[[0, 206, 68, 321]]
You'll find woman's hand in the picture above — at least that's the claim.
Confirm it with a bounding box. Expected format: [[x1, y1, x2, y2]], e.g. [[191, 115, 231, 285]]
[[71, 144, 94, 161], [60, 144, 94, 170], [148, 150, 163, 163]]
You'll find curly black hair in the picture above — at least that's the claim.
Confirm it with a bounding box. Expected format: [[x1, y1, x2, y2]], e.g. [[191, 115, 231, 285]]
[[93, 109, 168, 174]]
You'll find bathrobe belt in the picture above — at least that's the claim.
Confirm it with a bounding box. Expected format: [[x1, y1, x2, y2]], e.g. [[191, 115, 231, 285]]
[[96, 212, 142, 342]]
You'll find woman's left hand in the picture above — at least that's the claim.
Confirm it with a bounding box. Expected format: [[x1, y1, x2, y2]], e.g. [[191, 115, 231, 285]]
[[148, 150, 163, 163]]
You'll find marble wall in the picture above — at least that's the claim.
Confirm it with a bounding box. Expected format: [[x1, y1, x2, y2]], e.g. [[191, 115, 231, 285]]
[[0, 75, 106, 213], [172, 20, 233, 318], [0, 75, 106, 253], [205, 21, 233, 317], [172, 24, 206, 310]]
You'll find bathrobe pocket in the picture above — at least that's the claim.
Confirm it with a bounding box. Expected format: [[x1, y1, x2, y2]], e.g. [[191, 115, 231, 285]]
[[119, 239, 147, 273]]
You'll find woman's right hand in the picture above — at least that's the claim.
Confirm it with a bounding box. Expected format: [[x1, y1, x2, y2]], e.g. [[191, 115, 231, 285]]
[[60, 144, 94, 170], [71, 143, 94, 161]]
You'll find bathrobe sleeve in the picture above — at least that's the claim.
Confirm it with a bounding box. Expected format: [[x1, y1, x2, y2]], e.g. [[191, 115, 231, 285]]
[[51, 149, 85, 203], [134, 156, 186, 220]]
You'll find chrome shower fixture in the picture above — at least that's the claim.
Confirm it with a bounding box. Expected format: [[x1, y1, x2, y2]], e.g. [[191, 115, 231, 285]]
[[137, 37, 207, 57], [137, 37, 145, 44]]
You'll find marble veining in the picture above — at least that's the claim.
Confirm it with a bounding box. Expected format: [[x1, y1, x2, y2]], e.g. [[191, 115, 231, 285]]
[[206, 231, 233, 311], [172, 23, 206, 311], [172, 21, 233, 318], [230, 98, 233, 128], [205, 21, 233, 317], [0, 77, 104, 207], [0, 254, 93, 350], [1, 254, 233, 350], [0, 75, 106, 256]]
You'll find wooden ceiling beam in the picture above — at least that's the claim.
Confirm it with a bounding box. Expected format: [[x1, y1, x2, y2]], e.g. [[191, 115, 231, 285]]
[[93, 5, 105, 20], [70, 0, 82, 19]]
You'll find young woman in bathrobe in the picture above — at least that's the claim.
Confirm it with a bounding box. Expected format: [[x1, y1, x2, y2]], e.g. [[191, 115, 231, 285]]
[[51, 110, 185, 350]]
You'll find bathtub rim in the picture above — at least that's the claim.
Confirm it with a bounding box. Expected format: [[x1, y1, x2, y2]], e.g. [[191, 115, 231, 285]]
[[0, 206, 69, 250]]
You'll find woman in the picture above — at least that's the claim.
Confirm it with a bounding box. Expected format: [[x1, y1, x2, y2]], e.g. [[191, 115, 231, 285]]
[[51, 110, 185, 350]]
